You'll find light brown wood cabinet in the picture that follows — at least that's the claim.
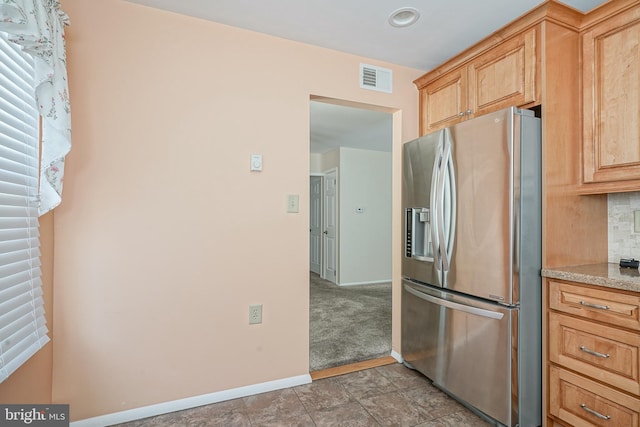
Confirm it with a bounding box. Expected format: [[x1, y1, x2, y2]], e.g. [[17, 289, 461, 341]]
[[545, 279, 640, 427], [419, 67, 466, 131], [416, 27, 538, 134], [581, 2, 640, 194], [549, 367, 640, 427]]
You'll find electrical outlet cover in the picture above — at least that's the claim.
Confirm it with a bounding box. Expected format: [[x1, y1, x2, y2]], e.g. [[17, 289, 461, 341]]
[[249, 304, 262, 324]]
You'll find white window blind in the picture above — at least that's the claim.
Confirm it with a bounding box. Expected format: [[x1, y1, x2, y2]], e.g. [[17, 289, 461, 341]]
[[0, 31, 49, 383]]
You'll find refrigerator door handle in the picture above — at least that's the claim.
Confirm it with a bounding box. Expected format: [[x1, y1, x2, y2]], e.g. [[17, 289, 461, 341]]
[[430, 133, 443, 277], [438, 129, 456, 273], [403, 284, 504, 320]]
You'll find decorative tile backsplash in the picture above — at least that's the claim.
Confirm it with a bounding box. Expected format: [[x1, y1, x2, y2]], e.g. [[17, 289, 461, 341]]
[[608, 192, 640, 262]]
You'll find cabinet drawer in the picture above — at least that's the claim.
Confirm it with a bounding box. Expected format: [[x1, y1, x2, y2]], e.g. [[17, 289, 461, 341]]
[[549, 312, 640, 395], [550, 366, 640, 427], [549, 281, 640, 331]]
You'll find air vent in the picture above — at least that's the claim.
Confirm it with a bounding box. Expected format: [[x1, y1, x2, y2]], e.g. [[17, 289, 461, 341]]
[[360, 64, 392, 93]]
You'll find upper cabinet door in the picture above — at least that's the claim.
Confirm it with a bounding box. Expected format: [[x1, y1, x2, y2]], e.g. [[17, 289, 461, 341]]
[[582, 5, 640, 188], [468, 28, 537, 119], [419, 68, 467, 134]]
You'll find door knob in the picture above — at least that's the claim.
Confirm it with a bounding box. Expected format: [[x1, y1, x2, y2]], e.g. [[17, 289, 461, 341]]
[[323, 231, 328, 234]]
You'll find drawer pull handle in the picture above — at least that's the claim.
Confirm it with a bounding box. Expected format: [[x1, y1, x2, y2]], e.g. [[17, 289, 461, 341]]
[[580, 403, 611, 420], [579, 346, 610, 358], [579, 300, 610, 310]]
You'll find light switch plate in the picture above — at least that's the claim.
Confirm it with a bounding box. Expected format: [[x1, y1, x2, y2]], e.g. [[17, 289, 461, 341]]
[[635, 210, 640, 233], [287, 194, 299, 213], [250, 154, 262, 171]]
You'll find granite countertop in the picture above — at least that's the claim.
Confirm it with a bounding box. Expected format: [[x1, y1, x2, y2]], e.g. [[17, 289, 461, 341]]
[[541, 263, 640, 293]]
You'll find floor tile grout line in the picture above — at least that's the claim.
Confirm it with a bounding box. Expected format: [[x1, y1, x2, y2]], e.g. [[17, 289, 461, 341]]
[[291, 385, 318, 426]]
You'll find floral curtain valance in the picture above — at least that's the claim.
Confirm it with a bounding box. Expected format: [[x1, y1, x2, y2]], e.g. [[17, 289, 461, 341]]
[[0, 0, 70, 215]]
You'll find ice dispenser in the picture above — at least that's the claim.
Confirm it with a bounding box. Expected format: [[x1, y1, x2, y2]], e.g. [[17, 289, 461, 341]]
[[405, 208, 433, 261]]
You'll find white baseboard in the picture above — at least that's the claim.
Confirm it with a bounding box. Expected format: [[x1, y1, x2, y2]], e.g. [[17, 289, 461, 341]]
[[338, 279, 392, 286], [391, 350, 403, 364], [70, 374, 312, 427]]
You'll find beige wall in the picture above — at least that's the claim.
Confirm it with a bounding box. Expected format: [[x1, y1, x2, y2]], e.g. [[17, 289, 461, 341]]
[[0, 213, 54, 404], [55, 0, 421, 420]]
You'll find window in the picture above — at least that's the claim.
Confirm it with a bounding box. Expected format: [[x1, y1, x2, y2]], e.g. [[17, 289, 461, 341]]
[[0, 31, 49, 383]]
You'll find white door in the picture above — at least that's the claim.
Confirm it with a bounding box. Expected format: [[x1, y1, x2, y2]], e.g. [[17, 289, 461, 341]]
[[323, 170, 338, 283], [309, 176, 322, 274]]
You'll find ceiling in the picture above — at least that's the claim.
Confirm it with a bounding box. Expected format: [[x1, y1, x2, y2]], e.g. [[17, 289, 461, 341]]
[[126, 0, 608, 154], [310, 101, 393, 154]]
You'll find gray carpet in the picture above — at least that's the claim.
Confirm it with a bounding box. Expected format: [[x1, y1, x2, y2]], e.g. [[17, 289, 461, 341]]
[[309, 273, 392, 371]]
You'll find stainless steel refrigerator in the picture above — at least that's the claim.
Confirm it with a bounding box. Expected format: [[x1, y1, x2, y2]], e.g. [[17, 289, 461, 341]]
[[401, 106, 541, 427]]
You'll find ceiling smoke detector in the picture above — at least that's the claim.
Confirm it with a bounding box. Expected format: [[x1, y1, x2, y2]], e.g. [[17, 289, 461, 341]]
[[388, 7, 420, 28]]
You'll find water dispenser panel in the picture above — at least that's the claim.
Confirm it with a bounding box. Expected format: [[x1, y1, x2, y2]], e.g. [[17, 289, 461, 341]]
[[405, 208, 433, 261]]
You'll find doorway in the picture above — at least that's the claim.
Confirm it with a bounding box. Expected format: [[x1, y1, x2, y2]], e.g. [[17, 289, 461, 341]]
[[308, 97, 393, 372]]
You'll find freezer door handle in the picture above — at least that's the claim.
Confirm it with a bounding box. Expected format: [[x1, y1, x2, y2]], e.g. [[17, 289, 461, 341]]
[[403, 284, 504, 320]]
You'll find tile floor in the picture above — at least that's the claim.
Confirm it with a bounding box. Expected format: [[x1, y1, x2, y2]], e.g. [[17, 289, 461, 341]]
[[111, 363, 491, 426]]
